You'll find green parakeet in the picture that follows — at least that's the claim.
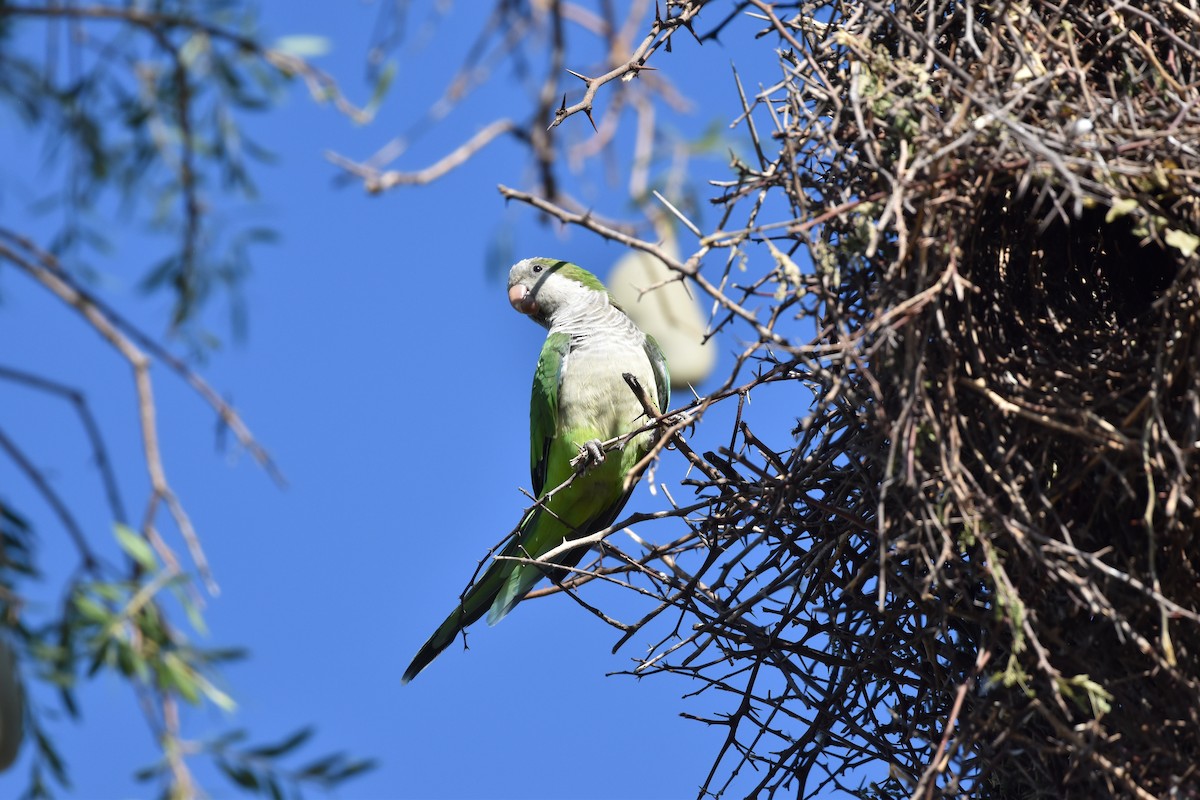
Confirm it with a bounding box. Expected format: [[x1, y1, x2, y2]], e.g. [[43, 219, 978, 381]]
[[402, 257, 670, 684]]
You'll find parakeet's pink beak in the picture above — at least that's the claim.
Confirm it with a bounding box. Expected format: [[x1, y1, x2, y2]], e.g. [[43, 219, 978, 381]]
[[509, 284, 539, 315]]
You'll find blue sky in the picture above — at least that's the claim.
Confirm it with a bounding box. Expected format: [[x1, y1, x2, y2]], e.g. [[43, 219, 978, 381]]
[[0, 4, 833, 798]]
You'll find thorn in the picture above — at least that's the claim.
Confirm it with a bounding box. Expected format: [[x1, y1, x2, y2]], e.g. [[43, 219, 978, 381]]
[[654, 0, 662, 26], [547, 94, 568, 130], [682, 17, 702, 44], [583, 107, 598, 132], [623, 63, 657, 82], [564, 68, 590, 83]]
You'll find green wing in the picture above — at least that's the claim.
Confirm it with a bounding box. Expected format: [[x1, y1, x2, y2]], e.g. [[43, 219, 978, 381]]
[[644, 333, 671, 414], [530, 332, 569, 496]]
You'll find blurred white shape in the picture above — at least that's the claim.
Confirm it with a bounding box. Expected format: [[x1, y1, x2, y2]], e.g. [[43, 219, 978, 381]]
[[609, 231, 716, 390]]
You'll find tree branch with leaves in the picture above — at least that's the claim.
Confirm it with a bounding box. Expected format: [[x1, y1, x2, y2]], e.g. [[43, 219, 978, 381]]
[[0, 3, 375, 797]]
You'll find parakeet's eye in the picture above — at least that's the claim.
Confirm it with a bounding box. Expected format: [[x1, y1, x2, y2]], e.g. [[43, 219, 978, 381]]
[[532, 263, 544, 273]]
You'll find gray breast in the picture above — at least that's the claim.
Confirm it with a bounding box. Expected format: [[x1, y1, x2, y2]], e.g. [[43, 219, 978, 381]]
[[556, 313, 654, 442]]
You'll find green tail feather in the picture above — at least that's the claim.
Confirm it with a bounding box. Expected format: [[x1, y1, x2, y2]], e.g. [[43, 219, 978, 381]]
[[402, 513, 547, 683], [486, 561, 543, 627], [403, 496, 623, 682], [401, 567, 507, 684], [485, 528, 596, 626]]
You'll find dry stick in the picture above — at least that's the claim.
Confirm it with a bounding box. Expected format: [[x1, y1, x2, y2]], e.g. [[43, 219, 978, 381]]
[[959, 377, 1134, 452], [0, 242, 216, 593], [347, 4, 536, 177], [327, 118, 518, 191], [521, 518, 709, 601], [158, 692, 195, 799], [1036, 705, 1160, 800]]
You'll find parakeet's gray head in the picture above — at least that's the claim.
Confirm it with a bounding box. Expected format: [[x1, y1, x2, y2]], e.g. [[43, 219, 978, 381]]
[[507, 257, 611, 326]]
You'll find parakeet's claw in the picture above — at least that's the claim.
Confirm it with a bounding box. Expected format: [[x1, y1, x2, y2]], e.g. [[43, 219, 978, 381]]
[[571, 438, 607, 473]]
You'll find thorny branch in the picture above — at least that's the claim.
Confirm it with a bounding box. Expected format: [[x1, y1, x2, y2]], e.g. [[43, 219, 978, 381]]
[[331, 1, 707, 207]]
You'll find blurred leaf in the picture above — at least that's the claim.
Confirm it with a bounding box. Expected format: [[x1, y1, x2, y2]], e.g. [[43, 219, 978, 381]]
[[32, 723, 68, 787], [1105, 197, 1139, 223], [114, 524, 158, 572], [72, 594, 110, 624], [361, 60, 396, 121], [218, 760, 260, 790], [196, 672, 238, 713], [329, 758, 377, 781], [245, 728, 313, 759], [272, 35, 331, 58], [161, 652, 202, 705], [115, 640, 149, 681], [1165, 228, 1200, 258], [0, 504, 30, 532], [172, 584, 210, 637], [296, 753, 343, 779]]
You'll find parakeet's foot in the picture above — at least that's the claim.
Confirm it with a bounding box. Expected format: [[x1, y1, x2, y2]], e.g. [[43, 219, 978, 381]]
[[571, 439, 607, 473]]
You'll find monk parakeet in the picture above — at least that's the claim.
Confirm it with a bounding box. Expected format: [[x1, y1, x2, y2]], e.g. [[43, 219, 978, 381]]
[[402, 257, 670, 684]]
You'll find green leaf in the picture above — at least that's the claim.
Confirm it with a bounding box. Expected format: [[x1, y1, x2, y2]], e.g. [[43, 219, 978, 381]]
[[115, 640, 149, 681], [179, 31, 212, 69], [91, 582, 124, 602], [272, 35, 331, 58], [245, 727, 313, 759], [133, 760, 165, 782], [33, 723, 69, 787], [161, 653, 202, 705], [198, 646, 249, 664], [196, 674, 238, 713], [1165, 228, 1200, 258], [86, 640, 110, 677], [297, 753, 342, 778], [217, 759, 260, 790], [330, 758, 378, 782], [73, 594, 110, 624], [171, 584, 209, 637], [114, 524, 158, 571], [0, 504, 30, 532], [1105, 197, 1138, 223]]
